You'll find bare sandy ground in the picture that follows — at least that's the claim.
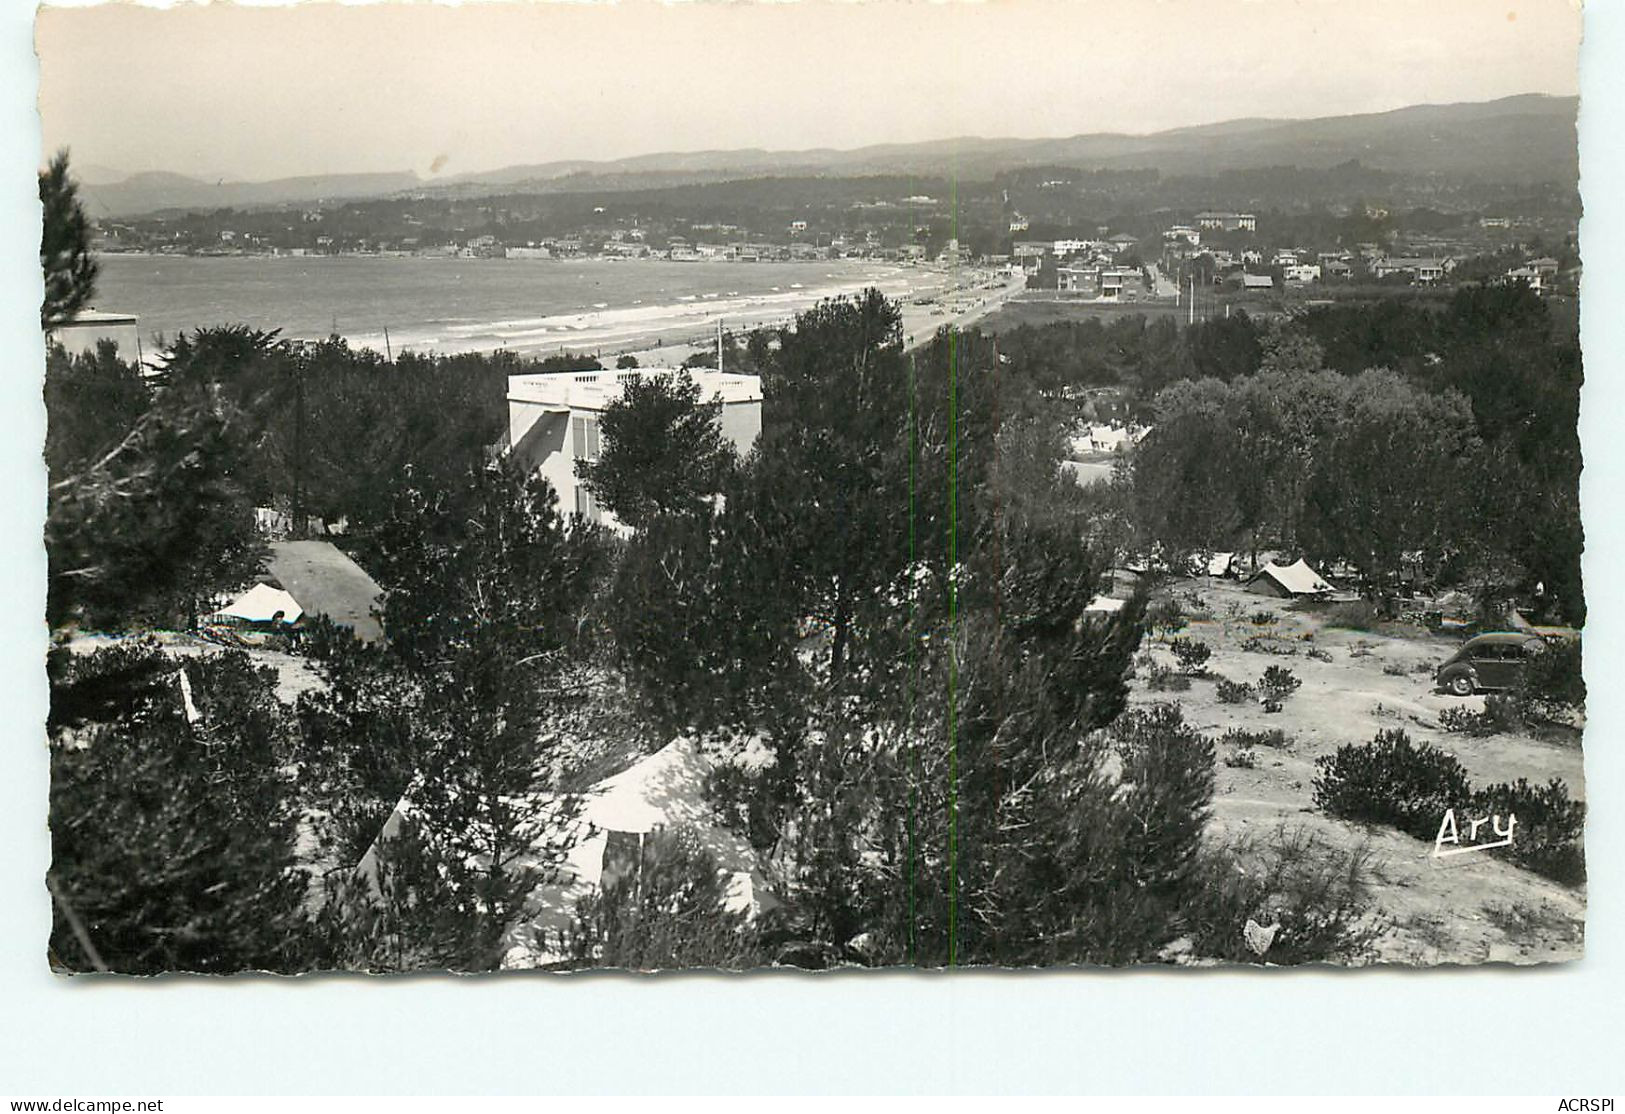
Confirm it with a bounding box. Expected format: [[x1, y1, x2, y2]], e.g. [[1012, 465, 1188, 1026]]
[[1128, 577, 1586, 965]]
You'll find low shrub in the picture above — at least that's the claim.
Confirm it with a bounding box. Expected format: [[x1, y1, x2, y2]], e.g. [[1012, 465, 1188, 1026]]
[[1325, 599, 1379, 632], [1216, 678, 1254, 704], [1220, 727, 1291, 750], [1250, 610, 1277, 626], [1146, 662, 1191, 692], [1148, 597, 1188, 637], [1224, 747, 1258, 769], [1258, 665, 1302, 703], [1439, 696, 1521, 737], [1313, 731, 1587, 887], [1241, 635, 1298, 657], [1517, 639, 1585, 724], [1382, 662, 1408, 677], [1185, 827, 1379, 966], [1306, 647, 1334, 663], [1178, 590, 1212, 618], [1312, 729, 1474, 837], [1470, 778, 1586, 885], [1169, 637, 1213, 675]]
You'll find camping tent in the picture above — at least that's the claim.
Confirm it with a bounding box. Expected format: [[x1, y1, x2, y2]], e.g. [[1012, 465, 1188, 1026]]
[[353, 737, 778, 970], [211, 582, 303, 625], [1246, 558, 1334, 598], [1189, 551, 1237, 578]]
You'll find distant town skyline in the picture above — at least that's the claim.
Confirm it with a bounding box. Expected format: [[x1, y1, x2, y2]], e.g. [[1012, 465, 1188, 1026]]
[[38, 0, 1581, 184]]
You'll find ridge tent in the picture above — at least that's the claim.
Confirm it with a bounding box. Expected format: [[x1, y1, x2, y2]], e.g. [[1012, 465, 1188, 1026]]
[[1246, 558, 1335, 598], [210, 582, 303, 626]]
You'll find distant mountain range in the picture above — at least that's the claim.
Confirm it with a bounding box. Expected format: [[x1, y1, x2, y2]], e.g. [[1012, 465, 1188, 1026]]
[[82, 93, 1578, 219]]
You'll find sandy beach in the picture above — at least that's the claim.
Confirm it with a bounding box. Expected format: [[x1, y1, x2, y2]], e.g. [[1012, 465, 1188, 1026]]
[[605, 265, 1028, 366]]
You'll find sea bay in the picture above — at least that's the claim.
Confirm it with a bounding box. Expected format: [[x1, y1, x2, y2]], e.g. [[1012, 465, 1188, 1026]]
[[92, 254, 947, 358]]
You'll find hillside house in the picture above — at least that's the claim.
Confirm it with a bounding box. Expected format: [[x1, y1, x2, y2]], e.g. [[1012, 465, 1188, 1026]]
[[1504, 266, 1546, 294], [1372, 257, 1454, 284], [506, 367, 762, 533]]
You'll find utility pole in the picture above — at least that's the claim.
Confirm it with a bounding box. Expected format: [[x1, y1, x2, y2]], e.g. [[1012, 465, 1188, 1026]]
[[292, 355, 305, 539]]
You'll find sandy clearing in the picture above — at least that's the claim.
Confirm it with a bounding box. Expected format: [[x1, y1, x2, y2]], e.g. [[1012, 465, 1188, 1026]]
[[1128, 576, 1586, 965]]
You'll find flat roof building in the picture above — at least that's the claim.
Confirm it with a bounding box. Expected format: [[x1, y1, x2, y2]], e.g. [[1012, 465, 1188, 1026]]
[[46, 309, 142, 365], [506, 367, 762, 532]]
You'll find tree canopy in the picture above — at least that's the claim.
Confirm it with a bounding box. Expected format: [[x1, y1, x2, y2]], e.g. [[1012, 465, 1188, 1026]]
[[39, 149, 99, 332]]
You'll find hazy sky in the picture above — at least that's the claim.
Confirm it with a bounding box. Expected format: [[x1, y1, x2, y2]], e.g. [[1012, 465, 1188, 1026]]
[[36, 0, 1582, 183]]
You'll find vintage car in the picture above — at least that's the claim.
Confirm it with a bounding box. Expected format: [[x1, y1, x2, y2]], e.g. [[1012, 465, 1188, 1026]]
[[1435, 632, 1547, 696]]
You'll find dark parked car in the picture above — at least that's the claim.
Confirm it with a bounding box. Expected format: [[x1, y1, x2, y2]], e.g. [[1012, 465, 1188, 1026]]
[[1435, 632, 1546, 696]]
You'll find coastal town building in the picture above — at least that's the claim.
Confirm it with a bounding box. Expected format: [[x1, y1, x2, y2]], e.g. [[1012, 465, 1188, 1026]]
[[1505, 266, 1547, 293], [46, 309, 143, 364], [1099, 268, 1143, 300], [1371, 256, 1455, 284], [1057, 265, 1098, 294], [1195, 211, 1258, 233], [505, 367, 763, 533]]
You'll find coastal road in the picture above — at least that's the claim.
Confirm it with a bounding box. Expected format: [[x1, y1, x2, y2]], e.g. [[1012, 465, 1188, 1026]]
[[1147, 262, 1179, 300], [902, 271, 1029, 351]]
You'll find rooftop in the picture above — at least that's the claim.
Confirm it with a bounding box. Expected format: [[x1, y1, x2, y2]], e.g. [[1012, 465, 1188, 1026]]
[[53, 309, 139, 326], [508, 366, 763, 413], [265, 540, 385, 642]]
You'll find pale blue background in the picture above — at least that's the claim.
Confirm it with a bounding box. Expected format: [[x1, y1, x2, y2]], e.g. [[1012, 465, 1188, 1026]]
[[1, 0, 1621, 1096]]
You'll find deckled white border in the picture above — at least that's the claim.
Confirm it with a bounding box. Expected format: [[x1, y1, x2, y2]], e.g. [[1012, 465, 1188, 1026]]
[[1, 0, 1621, 1096]]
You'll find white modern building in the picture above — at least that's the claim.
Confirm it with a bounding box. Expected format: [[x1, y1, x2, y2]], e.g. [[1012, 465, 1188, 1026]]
[[506, 367, 763, 532], [46, 309, 142, 364]]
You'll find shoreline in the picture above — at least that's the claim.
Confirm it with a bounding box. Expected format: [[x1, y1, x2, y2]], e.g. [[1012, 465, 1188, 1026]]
[[95, 253, 1026, 362], [341, 265, 1020, 361]]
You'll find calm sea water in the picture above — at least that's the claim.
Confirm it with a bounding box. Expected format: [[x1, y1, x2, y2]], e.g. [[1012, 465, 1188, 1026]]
[[93, 255, 928, 357]]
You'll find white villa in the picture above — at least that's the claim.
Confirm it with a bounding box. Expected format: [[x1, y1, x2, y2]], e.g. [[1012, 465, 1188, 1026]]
[[505, 367, 763, 532]]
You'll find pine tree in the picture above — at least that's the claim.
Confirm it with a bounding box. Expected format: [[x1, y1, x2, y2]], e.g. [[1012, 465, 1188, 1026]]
[[48, 644, 313, 974], [39, 149, 100, 332]]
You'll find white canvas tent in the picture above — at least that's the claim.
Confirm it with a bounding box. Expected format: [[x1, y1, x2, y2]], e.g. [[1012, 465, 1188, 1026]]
[[353, 737, 778, 970], [1246, 558, 1334, 598], [210, 582, 303, 625], [1190, 551, 1237, 578]]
